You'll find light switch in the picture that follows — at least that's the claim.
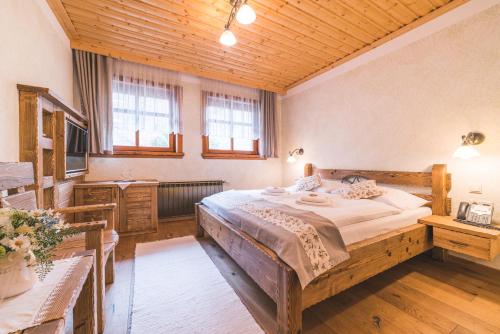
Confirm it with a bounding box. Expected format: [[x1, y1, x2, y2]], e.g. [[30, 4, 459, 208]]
[[469, 184, 482, 194]]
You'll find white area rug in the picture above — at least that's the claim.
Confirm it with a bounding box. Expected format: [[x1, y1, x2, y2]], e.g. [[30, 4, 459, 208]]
[[130, 236, 264, 334]]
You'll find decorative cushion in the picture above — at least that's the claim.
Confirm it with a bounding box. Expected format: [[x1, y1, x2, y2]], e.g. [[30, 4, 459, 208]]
[[295, 174, 322, 191], [314, 180, 345, 193], [337, 180, 383, 200], [372, 186, 428, 210]]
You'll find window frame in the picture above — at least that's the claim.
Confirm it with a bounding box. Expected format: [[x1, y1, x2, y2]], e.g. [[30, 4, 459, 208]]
[[201, 92, 263, 160], [108, 79, 183, 158]]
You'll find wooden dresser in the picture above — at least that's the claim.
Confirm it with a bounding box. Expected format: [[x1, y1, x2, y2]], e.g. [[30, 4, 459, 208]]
[[74, 180, 159, 235]]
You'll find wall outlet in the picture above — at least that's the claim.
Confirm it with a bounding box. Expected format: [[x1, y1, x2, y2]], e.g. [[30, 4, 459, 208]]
[[469, 184, 482, 194]]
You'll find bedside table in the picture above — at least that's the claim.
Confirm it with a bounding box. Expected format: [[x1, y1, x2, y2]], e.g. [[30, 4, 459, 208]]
[[418, 215, 500, 261]]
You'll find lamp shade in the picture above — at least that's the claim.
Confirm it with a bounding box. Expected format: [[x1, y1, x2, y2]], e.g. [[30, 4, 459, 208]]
[[453, 144, 480, 159], [287, 155, 297, 163], [219, 29, 237, 46], [236, 4, 256, 25]]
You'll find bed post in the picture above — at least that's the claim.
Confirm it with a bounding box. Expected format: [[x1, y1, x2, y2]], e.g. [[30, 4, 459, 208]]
[[431, 164, 449, 216], [195, 203, 205, 237], [277, 264, 302, 334], [304, 163, 313, 177]]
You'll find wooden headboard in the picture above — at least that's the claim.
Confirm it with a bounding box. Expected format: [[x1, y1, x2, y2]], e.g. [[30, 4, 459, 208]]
[[304, 163, 451, 216]]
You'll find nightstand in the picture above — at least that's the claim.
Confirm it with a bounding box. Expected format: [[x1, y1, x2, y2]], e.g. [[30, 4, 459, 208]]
[[418, 215, 500, 261]]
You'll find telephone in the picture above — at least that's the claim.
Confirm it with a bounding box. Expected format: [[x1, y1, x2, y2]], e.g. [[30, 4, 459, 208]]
[[456, 201, 494, 225]]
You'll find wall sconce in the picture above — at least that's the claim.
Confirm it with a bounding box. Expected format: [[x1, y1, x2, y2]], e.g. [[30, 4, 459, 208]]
[[287, 148, 304, 163], [453, 132, 485, 159]]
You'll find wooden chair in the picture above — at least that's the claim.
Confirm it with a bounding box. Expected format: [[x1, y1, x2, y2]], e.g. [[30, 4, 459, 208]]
[[0, 162, 118, 333]]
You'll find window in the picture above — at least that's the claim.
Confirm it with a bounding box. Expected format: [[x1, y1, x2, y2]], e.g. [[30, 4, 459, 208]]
[[202, 91, 261, 159], [112, 78, 183, 157]]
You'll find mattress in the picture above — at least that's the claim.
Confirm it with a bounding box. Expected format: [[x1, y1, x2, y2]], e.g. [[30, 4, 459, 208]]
[[339, 206, 431, 245]]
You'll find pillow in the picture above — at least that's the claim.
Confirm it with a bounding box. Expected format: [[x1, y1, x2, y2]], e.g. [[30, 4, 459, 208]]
[[314, 179, 346, 193], [336, 180, 383, 200], [372, 186, 428, 210], [295, 174, 322, 191]]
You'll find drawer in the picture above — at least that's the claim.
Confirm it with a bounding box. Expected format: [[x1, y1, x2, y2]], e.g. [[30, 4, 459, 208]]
[[433, 227, 498, 260]]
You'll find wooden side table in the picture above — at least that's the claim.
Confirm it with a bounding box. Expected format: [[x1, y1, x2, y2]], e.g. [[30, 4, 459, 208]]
[[16, 251, 97, 334], [419, 215, 500, 261]]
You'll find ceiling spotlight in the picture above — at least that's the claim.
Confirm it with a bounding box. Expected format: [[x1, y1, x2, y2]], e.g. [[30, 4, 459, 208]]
[[236, 4, 256, 25], [219, 29, 237, 46]]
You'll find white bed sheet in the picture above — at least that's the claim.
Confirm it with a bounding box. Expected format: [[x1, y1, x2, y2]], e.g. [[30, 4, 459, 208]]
[[339, 206, 431, 245]]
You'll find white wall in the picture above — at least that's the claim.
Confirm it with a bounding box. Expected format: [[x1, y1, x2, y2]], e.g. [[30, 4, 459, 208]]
[[0, 0, 74, 162], [281, 5, 500, 265], [87, 80, 283, 189]]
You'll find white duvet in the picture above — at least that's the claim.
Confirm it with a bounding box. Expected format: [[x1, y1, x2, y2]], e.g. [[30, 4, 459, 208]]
[[203, 189, 402, 229]]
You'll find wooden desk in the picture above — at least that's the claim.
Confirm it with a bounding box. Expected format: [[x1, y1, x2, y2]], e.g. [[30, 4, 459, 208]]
[[18, 251, 97, 334], [419, 215, 500, 261]]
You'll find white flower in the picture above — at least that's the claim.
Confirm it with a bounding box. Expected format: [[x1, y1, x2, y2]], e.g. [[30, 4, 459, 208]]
[[7, 235, 31, 251]]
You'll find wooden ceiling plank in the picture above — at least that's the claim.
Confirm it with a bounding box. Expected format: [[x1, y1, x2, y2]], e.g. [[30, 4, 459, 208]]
[[175, 0, 352, 58], [71, 39, 287, 93], [74, 37, 289, 89], [195, 0, 362, 53], [339, 0, 405, 30], [398, 0, 438, 17], [64, 0, 332, 67], [310, 0, 394, 37], [287, 0, 469, 89], [282, 0, 379, 44], [45, 0, 79, 38], [247, 2, 355, 55], [70, 19, 304, 80], [73, 28, 295, 85], [138, 0, 346, 62], [367, 0, 420, 24], [64, 4, 317, 73], [428, 0, 450, 6]]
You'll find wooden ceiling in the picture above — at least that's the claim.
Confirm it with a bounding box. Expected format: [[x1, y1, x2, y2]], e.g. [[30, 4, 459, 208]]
[[48, 0, 467, 93]]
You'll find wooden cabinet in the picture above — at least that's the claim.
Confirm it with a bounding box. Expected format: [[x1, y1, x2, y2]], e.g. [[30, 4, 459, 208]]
[[120, 186, 157, 234], [419, 215, 500, 261], [75, 181, 158, 235]]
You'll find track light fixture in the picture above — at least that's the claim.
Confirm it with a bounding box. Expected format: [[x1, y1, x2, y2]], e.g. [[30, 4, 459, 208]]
[[219, 0, 256, 46]]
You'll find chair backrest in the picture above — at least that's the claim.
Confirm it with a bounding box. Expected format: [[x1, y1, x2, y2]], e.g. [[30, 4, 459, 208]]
[[0, 162, 38, 210]]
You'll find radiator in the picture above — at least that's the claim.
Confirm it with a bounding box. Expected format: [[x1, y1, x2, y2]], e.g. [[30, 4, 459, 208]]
[[158, 180, 224, 219]]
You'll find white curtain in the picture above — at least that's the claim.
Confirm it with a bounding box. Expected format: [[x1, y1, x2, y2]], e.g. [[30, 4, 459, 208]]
[[200, 79, 260, 151], [111, 60, 182, 148]]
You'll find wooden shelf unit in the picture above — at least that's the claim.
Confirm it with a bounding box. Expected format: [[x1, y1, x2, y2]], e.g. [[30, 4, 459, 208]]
[[18, 84, 88, 209]]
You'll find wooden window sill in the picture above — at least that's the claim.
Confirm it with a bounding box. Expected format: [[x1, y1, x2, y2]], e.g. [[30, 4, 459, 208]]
[[90, 152, 184, 159], [201, 153, 265, 160]]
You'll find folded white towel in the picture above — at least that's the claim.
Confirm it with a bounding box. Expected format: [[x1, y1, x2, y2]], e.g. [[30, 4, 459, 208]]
[[265, 187, 286, 193], [300, 194, 328, 204]]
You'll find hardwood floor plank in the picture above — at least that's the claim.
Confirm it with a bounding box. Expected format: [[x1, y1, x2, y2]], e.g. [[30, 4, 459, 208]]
[[103, 220, 500, 334], [370, 271, 500, 333], [363, 275, 457, 333]]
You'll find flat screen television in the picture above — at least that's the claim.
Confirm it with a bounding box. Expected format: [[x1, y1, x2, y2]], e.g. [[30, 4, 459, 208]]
[[66, 120, 88, 174]]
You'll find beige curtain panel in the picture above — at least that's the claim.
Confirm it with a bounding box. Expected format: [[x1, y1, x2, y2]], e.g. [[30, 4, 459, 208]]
[[259, 90, 278, 158], [73, 50, 113, 154]]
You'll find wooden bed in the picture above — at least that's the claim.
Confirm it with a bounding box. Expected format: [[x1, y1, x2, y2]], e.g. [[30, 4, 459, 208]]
[[195, 163, 451, 334]]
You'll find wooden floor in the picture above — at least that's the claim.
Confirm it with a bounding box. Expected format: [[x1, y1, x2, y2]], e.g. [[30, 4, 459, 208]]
[[104, 219, 500, 334]]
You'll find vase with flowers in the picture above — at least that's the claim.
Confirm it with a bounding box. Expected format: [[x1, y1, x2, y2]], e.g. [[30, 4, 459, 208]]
[[0, 208, 76, 299]]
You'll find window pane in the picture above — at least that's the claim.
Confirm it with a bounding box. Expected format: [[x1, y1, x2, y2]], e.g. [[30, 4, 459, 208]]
[[209, 136, 231, 150], [234, 138, 254, 151], [112, 80, 172, 148], [113, 111, 135, 146], [138, 114, 170, 148]]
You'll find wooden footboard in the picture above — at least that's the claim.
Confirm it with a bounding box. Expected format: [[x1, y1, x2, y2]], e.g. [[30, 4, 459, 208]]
[[196, 203, 432, 334]]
